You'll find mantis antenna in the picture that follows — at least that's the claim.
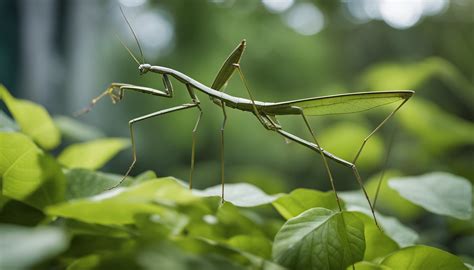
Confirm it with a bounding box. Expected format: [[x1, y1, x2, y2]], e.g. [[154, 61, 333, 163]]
[[119, 5, 145, 64], [115, 33, 141, 66]]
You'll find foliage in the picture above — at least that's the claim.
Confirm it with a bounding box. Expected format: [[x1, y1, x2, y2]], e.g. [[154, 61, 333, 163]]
[[1, 86, 472, 269]]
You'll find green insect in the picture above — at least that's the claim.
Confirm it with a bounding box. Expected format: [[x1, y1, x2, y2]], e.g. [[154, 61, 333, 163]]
[[78, 7, 413, 228]]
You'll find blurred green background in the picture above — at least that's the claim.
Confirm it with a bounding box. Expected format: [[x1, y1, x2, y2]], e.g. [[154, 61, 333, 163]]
[[0, 0, 472, 194]]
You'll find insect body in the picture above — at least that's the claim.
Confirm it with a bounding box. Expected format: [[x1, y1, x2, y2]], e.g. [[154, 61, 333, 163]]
[[79, 9, 413, 229]]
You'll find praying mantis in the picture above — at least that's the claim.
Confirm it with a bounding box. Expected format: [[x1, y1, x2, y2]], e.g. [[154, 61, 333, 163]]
[[78, 8, 413, 228]]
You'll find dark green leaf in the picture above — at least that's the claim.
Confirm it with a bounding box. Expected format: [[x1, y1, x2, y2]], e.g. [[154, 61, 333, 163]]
[[65, 168, 123, 200], [272, 208, 365, 270]]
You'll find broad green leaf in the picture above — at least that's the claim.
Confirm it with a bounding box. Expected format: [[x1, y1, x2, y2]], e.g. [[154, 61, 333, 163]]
[[352, 212, 398, 261], [320, 122, 384, 169], [227, 235, 272, 259], [361, 57, 474, 104], [381, 245, 468, 270], [46, 178, 199, 224], [195, 183, 279, 207], [0, 84, 60, 149], [388, 172, 472, 220], [272, 208, 365, 270], [54, 115, 105, 142], [186, 201, 266, 243], [0, 224, 68, 269], [132, 170, 158, 185], [265, 90, 413, 116], [0, 132, 65, 208], [340, 191, 418, 247], [398, 98, 474, 152], [364, 170, 423, 221], [65, 168, 123, 200], [272, 189, 341, 219], [58, 138, 130, 170]]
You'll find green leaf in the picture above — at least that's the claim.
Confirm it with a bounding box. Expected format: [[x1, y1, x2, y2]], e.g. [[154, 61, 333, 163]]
[[54, 115, 105, 142], [227, 235, 272, 259], [348, 261, 391, 270], [272, 188, 341, 219], [58, 138, 130, 170], [0, 84, 60, 149], [195, 183, 279, 207], [65, 168, 123, 200], [0, 132, 65, 208], [272, 208, 365, 270], [361, 57, 474, 104], [397, 98, 474, 152], [352, 212, 398, 261], [388, 172, 472, 220], [340, 191, 419, 247], [0, 224, 68, 269], [381, 245, 468, 270], [46, 178, 199, 225]]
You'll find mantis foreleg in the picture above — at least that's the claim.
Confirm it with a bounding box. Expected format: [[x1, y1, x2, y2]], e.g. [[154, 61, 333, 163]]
[[110, 103, 200, 189]]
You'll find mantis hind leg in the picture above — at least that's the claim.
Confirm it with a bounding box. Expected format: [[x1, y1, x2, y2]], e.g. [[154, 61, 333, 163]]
[[299, 111, 380, 229], [109, 103, 199, 189], [271, 112, 381, 229]]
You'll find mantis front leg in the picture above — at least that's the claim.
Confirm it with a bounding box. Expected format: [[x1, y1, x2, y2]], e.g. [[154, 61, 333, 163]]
[[110, 103, 200, 189]]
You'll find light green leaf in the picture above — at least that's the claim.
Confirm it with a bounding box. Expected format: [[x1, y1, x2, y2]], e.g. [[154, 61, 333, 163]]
[[320, 122, 384, 169], [272, 188, 341, 219], [0, 132, 65, 208], [361, 57, 474, 104], [58, 138, 130, 170], [0, 224, 68, 270], [352, 212, 398, 261], [54, 115, 105, 142], [381, 245, 468, 270], [46, 178, 199, 224], [388, 172, 472, 220], [272, 208, 365, 270], [397, 98, 474, 152], [195, 183, 279, 207], [0, 84, 60, 149]]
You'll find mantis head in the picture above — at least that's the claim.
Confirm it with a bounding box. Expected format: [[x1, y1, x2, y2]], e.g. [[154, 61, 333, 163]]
[[139, 64, 151, 75]]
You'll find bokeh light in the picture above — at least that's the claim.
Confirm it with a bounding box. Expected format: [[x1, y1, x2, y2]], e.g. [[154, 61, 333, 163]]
[[284, 3, 324, 35], [262, 0, 294, 13]]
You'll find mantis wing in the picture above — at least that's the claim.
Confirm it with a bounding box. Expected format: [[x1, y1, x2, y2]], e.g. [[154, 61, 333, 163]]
[[263, 90, 414, 116], [211, 40, 246, 91]]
